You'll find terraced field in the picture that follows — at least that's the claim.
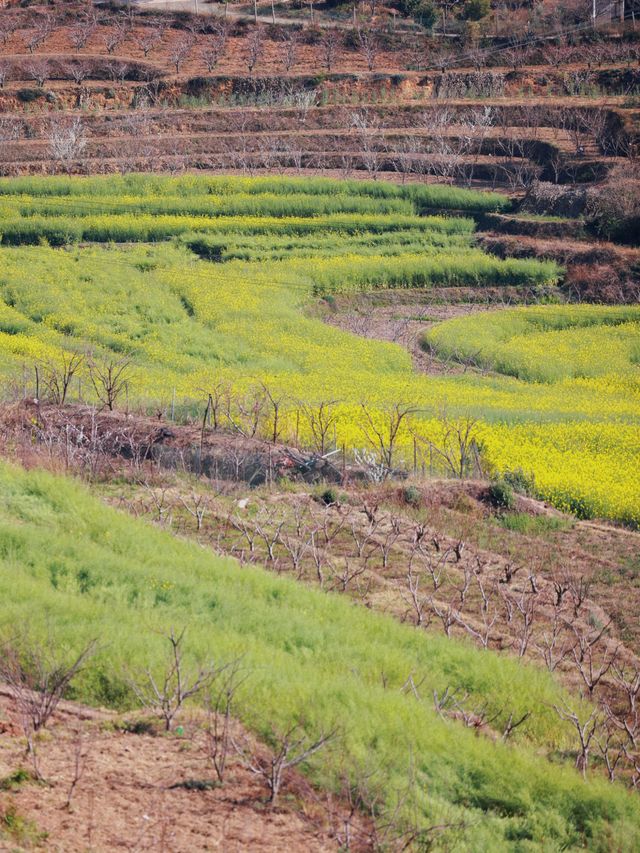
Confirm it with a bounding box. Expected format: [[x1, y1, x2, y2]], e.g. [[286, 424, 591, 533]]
[[0, 3, 639, 849], [0, 1, 637, 187], [0, 174, 637, 526]]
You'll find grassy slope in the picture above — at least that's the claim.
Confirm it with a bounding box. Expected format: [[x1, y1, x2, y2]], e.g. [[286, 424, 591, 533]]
[[0, 461, 639, 850]]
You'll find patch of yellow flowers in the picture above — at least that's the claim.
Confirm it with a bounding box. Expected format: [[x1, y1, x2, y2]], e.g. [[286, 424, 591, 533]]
[[0, 184, 637, 527]]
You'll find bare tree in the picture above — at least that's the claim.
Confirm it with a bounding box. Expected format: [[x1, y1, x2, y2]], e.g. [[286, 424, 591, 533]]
[[567, 574, 591, 618], [102, 17, 128, 56], [428, 597, 461, 638], [67, 61, 90, 88], [357, 26, 380, 72], [225, 383, 266, 437], [0, 634, 96, 735], [201, 23, 227, 72], [310, 528, 328, 587], [609, 663, 640, 748], [350, 109, 386, 180], [178, 492, 209, 532], [348, 512, 379, 559], [200, 382, 232, 432], [503, 46, 526, 73], [291, 87, 318, 127], [511, 589, 537, 657], [39, 351, 85, 405], [261, 383, 288, 445], [358, 402, 417, 473], [458, 604, 499, 650], [301, 400, 340, 455], [204, 659, 247, 784], [502, 710, 531, 741], [26, 58, 49, 88], [280, 29, 299, 73], [139, 19, 166, 58], [329, 557, 370, 596], [128, 628, 219, 731], [246, 27, 264, 75], [571, 622, 618, 699], [0, 14, 20, 47], [26, 14, 53, 54], [88, 356, 132, 411], [401, 565, 432, 628], [170, 35, 194, 75], [553, 701, 600, 777], [107, 61, 130, 84], [542, 41, 567, 69], [253, 510, 285, 565], [0, 633, 95, 779], [234, 723, 336, 806], [496, 132, 539, 193], [534, 610, 574, 672], [320, 29, 340, 72], [596, 724, 626, 783], [47, 116, 87, 173], [65, 729, 91, 810], [69, 17, 96, 53], [415, 410, 482, 479]]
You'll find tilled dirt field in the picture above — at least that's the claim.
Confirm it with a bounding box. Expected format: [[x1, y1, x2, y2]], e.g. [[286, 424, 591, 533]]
[[0, 693, 359, 852]]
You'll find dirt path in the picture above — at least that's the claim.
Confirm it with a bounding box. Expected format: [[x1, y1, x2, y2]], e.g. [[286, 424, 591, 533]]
[[318, 288, 530, 376]]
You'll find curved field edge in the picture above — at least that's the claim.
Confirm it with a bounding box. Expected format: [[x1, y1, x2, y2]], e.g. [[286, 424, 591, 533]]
[[423, 305, 640, 384], [0, 462, 639, 850]]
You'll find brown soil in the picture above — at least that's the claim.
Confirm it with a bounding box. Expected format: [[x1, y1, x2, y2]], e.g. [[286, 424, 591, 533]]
[[0, 400, 346, 485], [0, 693, 359, 851], [317, 288, 543, 375]]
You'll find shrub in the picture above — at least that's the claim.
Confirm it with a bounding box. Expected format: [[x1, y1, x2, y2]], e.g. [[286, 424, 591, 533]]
[[16, 89, 43, 103], [402, 485, 422, 507], [488, 480, 516, 511], [563, 263, 626, 303], [317, 486, 338, 505], [586, 163, 640, 244], [503, 468, 536, 497], [0, 769, 34, 792]]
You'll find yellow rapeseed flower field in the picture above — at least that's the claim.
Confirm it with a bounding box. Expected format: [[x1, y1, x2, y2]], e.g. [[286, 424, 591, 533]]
[[0, 175, 637, 525]]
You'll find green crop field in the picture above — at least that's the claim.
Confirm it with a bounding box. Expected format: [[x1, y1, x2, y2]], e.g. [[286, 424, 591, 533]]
[[1, 461, 639, 850], [0, 175, 637, 525], [423, 305, 640, 384]]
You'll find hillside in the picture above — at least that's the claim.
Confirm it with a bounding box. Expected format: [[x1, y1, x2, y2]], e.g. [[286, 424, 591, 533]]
[[1, 461, 640, 850], [0, 1, 639, 849]]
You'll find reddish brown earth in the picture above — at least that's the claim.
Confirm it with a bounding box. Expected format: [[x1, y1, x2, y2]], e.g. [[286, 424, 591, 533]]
[[0, 693, 363, 852]]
